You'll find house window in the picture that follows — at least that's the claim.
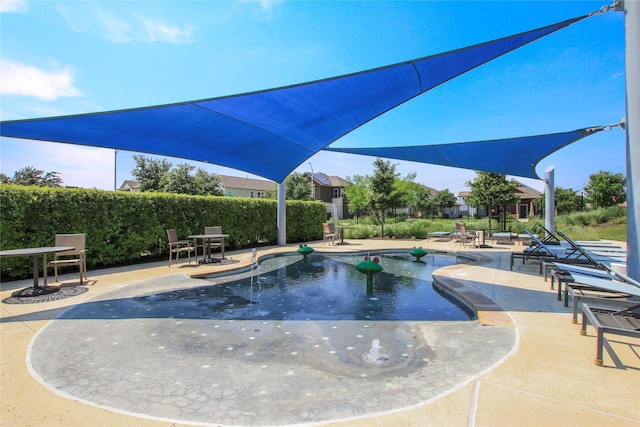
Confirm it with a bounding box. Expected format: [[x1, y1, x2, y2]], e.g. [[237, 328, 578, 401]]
[[250, 191, 254, 198], [333, 188, 342, 198]]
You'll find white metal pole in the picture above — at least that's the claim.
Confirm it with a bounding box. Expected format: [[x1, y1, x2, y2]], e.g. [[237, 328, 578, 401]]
[[622, 0, 639, 280], [114, 149, 118, 191], [277, 180, 286, 246], [545, 166, 555, 236], [309, 162, 314, 199]]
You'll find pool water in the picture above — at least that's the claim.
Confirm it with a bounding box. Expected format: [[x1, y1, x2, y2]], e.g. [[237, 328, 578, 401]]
[[140, 252, 474, 321]]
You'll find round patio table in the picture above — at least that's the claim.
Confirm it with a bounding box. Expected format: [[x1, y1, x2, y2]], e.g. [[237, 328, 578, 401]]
[[0, 246, 74, 289], [187, 234, 229, 264]]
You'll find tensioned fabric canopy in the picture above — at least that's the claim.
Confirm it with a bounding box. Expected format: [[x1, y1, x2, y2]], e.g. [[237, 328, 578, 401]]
[[324, 127, 606, 180], [0, 15, 588, 183]]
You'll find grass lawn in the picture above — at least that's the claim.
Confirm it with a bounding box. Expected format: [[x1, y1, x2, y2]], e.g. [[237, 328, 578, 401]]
[[562, 223, 627, 242], [340, 208, 628, 243]]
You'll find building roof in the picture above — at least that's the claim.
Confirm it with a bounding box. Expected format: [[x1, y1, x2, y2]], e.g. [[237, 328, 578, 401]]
[[514, 182, 542, 199], [458, 183, 542, 199], [118, 176, 274, 192], [219, 175, 274, 191], [308, 172, 350, 187], [421, 184, 438, 197], [119, 180, 140, 190]]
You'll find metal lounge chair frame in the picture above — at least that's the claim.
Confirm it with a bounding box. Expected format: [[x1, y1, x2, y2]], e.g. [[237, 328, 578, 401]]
[[556, 230, 626, 264], [580, 301, 640, 366], [510, 229, 581, 271], [563, 272, 640, 323], [511, 229, 623, 274]]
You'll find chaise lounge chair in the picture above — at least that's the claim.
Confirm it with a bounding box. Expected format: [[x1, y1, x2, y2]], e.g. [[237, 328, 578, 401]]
[[561, 270, 640, 323], [511, 229, 625, 274], [580, 301, 640, 366], [555, 230, 626, 259], [510, 229, 590, 272]]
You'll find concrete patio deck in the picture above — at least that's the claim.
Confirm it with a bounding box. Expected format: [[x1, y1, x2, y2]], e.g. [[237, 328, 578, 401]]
[[1, 238, 638, 427]]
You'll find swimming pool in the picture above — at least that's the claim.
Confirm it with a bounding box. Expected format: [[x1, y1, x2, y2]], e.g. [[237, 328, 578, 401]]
[[140, 252, 474, 321], [29, 249, 515, 426]]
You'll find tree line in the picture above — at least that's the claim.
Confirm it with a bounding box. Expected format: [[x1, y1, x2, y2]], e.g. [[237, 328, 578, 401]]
[[344, 159, 460, 236], [0, 166, 63, 187], [1, 157, 626, 221]]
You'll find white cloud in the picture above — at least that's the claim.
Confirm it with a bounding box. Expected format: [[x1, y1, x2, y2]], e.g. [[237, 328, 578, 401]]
[[0, 0, 28, 13], [0, 59, 82, 101], [134, 12, 194, 44], [74, 6, 194, 44], [239, 0, 282, 20], [1, 139, 116, 190]]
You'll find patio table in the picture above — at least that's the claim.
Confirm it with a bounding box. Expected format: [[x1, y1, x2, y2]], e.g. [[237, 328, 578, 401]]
[[336, 227, 353, 245], [491, 232, 514, 244], [0, 246, 74, 289], [427, 231, 450, 241], [188, 234, 229, 264]]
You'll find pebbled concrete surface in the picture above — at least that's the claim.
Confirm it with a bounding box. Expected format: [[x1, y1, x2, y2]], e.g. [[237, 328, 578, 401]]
[[2, 238, 639, 427]]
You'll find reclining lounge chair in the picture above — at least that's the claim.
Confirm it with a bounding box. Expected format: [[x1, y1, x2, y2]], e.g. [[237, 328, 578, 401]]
[[580, 301, 640, 366], [511, 229, 626, 274]]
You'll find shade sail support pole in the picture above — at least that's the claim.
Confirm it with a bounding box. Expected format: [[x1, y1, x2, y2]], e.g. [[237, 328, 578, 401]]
[[545, 166, 555, 236], [277, 181, 286, 246], [621, 0, 639, 280]]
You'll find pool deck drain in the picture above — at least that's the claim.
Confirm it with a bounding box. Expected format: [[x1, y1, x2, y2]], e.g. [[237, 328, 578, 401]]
[[2, 239, 639, 427]]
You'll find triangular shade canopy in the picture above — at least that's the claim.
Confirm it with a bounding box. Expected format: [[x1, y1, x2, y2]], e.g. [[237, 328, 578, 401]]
[[0, 16, 586, 183], [324, 127, 605, 180]]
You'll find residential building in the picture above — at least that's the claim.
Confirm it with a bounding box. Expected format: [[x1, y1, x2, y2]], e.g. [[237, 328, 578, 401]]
[[457, 182, 542, 220], [305, 172, 350, 219], [457, 191, 483, 218], [510, 182, 542, 220], [118, 180, 140, 192], [118, 175, 274, 198], [218, 175, 274, 198]]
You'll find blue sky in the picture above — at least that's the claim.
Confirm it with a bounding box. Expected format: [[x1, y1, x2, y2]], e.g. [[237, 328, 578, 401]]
[[0, 0, 626, 195]]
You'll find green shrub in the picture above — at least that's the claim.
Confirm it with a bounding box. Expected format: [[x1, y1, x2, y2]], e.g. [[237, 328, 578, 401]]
[[343, 224, 377, 239], [0, 185, 326, 280]]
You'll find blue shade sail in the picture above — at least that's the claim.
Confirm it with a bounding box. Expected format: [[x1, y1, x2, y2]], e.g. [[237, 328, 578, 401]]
[[0, 16, 586, 183], [325, 127, 604, 180]]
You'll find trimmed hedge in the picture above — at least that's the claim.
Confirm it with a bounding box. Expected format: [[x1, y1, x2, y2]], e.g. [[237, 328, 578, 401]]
[[0, 185, 326, 280]]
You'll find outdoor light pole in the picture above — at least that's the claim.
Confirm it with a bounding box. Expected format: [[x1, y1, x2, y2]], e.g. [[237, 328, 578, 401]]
[[309, 162, 314, 199], [113, 149, 118, 191]]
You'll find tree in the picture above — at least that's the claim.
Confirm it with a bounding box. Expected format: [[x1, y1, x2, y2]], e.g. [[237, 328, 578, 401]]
[[369, 158, 402, 237], [8, 166, 62, 187], [584, 170, 626, 209], [132, 155, 172, 192], [434, 189, 456, 218], [394, 172, 425, 218], [131, 156, 223, 196], [416, 190, 436, 218], [264, 173, 312, 200], [536, 187, 583, 215], [466, 172, 519, 233], [193, 168, 224, 196], [159, 163, 198, 195], [286, 172, 312, 200], [344, 175, 370, 223]]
